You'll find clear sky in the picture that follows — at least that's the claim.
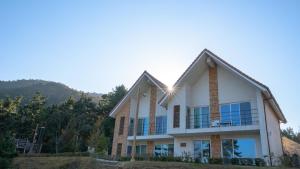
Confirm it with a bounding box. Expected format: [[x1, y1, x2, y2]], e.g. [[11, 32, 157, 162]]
[[0, 0, 299, 130]]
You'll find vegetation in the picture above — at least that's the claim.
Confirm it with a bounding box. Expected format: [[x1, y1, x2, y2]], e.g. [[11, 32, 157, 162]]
[[281, 127, 300, 144], [0, 84, 127, 167], [0, 80, 102, 105]]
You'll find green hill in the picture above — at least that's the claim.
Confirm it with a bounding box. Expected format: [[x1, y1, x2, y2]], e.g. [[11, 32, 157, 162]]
[[0, 79, 102, 105]]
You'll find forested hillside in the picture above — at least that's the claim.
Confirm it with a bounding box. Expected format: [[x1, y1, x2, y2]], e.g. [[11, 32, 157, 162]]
[[0, 80, 102, 105]]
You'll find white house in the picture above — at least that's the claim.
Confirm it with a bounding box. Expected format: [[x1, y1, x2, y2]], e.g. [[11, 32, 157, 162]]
[[109, 49, 286, 166]]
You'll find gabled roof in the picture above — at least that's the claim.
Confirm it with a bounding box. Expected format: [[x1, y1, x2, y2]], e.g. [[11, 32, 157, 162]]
[[109, 71, 167, 117], [159, 49, 286, 123]]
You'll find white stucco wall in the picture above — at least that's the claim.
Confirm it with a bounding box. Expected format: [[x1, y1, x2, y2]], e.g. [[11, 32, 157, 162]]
[[190, 69, 209, 107], [167, 84, 187, 134], [156, 89, 167, 116], [218, 66, 257, 109], [265, 101, 283, 164]]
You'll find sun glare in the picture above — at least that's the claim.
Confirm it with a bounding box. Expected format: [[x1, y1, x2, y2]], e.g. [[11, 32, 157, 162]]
[[167, 86, 173, 92]]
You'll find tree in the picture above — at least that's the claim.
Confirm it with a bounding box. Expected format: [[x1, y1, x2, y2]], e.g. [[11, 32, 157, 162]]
[[282, 127, 300, 144]]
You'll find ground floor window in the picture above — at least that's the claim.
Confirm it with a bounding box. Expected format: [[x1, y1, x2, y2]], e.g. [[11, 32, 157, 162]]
[[154, 144, 174, 156], [222, 138, 256, 158], [126, 144, 147, 156], [193, 140, 210, 163], [116, 143, 122, 156]]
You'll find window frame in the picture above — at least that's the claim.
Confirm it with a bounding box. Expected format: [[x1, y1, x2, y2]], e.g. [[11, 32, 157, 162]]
[[173, 105, 180, 128]]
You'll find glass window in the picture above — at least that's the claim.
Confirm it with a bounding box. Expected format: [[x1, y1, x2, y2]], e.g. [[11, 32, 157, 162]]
[[221, 104, 231, 125], [240, 102, 252, 125], [127, 145, 132, 156], [222, 138, 256, 158], [194, 106, 210, 128], [128, 118, 134, 136], [231, 104, 240, 126], [220, 102, 252, 126], [156, 116, 167, 134], [137, 118, 149, 136], [154, 144, 174, 157], [194, 140, 210, 163], [136, 145, 147, 156]]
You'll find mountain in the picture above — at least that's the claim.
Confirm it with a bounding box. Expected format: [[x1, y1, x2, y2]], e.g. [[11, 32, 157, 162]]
[[0, 79, 102, 105]]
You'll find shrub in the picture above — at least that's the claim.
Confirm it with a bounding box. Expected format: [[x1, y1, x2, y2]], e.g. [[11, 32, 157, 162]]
[[255, 158, 266, 166], [0, 157, 12, 169], [119, 156, 131, 161], [209, 158, 223, 164], [231, 158, 239, 165], [240, 158, 254, 166]]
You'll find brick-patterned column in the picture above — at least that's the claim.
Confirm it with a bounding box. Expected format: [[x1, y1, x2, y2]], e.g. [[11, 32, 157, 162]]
[[209, 65, 219, 121], [208, 61, 221, 158], [111, 99, 131, 157], [149, 86, 157, 135], [147, 141, 154, 157], [211, 135, 221, 158]]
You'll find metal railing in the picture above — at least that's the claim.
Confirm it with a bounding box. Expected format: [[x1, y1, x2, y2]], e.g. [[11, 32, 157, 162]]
[[186, 109, 259, 129]]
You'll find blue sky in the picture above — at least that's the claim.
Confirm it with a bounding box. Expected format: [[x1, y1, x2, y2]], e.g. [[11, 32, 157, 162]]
[[0, 0, 299, 130]]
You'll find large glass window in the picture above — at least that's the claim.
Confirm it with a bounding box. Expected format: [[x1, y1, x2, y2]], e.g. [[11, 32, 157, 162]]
[[155, 116, 167, 135], [194, 106, 210, 128], [194, 140, 210, 163], [136, 145, 147, 156], [137, 117, 149, 136], [154, 144, 174, 157], [220, 102, 252, 126], [222, 138, 256, 158]]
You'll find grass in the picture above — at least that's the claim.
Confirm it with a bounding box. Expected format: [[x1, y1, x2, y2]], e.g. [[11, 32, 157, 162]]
[[12, 157, 295, 169]]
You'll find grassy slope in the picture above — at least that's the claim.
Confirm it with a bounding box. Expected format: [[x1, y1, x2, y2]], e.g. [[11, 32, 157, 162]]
[[12, 157, 293, 169]]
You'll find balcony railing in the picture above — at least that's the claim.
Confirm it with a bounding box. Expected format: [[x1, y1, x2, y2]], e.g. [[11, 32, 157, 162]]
[[186, 109, 259, 129]]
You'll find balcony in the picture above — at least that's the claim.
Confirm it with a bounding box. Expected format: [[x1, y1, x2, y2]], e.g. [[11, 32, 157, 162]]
[[186, 108, 259, 130]]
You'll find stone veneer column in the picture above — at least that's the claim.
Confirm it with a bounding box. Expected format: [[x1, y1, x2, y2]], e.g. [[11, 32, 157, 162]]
[[149, 86, 157, 135], [111, 99, 130, 157], [147, 86, 157, 156], [208, 62, 221, 158]]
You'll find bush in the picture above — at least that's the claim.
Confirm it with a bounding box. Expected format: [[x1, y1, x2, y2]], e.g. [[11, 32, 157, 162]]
[[231, 158, 239, 165], [255, 158, 266, 166], [119, 156, 131, 161], [0, 157, 12, 169], [240, 158, 254, 165], [209, 158, 223, 164]]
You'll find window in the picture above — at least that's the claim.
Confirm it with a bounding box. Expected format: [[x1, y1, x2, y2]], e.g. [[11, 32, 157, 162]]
[[154, 144, 174, 157], [222, 138, 256, 158], [173, 105, 180, 128], [127, 145, 132, 156], [136, 145, 147, 156], [194, 140, 210, 163], [137, 117, 149, 136], [128, 118, 134, 136], [194, 106, 210, 128], [220, 102, 252, 126], [116, 143, 122, 156], [186, 107, 191, 129], [118, 116, 125, 135], [155, 116, 167, 134]]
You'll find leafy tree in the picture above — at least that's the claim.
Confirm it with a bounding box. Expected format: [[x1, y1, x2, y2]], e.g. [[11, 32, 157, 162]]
[[282, 127, 300, 144]]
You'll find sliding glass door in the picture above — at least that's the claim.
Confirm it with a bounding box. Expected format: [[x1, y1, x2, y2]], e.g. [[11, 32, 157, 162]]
[[194, 140, 210, 163]]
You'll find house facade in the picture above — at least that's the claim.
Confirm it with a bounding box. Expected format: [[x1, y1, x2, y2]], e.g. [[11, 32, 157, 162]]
[[109, 49, 286, 166]]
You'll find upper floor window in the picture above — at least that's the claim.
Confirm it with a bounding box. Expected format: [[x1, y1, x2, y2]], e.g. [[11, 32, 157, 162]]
[[173, 105, 180, 128], [118, 116, 125, 135], [194, 106, 210, 128], [220, 102, 252, 126], [155, 116, 167, 135], [137, 117, 149, 136]]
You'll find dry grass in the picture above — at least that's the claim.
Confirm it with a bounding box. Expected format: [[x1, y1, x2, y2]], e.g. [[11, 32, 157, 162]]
[[12, 157, 295, 169]]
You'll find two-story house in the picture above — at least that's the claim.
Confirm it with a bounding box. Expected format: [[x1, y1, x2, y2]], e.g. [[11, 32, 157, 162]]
[[109, 49, 286, 166]]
